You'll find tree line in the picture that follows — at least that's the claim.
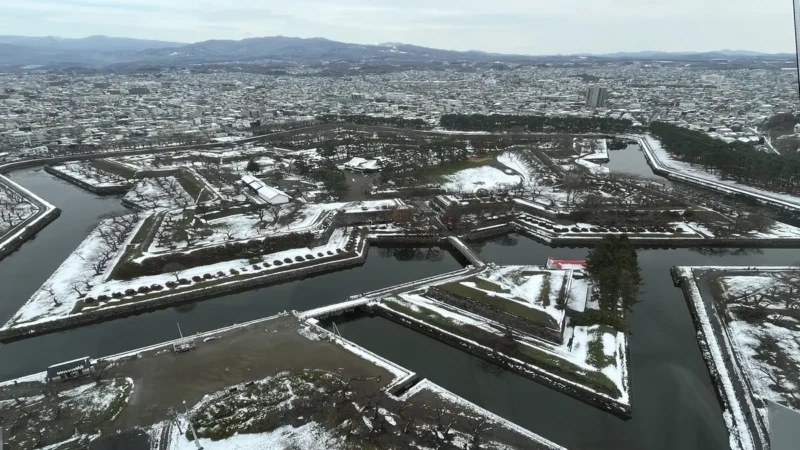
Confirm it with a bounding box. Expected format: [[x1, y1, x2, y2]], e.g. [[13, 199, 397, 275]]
[[440, 114, 634, 134], [318, 114, 431, 130], [577, 236, 642, 330], [650, 122, 800, 196]]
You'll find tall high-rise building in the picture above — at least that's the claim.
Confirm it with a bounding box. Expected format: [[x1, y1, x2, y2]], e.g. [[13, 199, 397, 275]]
[[585, 86, 608, 108], [794, 0, 800, 101]]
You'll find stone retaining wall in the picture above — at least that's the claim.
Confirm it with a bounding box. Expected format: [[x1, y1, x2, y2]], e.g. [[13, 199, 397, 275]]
[[0, 207, 61, 262], [371, 304, 631, 418], [0, 246, 370, 342], [43, 165, 130, 195], [465, 223, 515, 240]]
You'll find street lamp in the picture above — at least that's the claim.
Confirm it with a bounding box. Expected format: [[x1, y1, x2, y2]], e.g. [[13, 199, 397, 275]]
[[183, 400, 203, 449]]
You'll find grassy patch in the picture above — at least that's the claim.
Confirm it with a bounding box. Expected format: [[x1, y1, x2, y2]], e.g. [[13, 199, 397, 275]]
[[414, 158, 492, 183], [438, 280, 557, 328], [107, 213, 158, 280], [587, 326, 617, 368], [90, 159, 137, 178], [382, 299, 620, 398]]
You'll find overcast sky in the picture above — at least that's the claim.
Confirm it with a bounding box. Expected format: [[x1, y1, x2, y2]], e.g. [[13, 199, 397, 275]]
[[0, 0, 795, 54]]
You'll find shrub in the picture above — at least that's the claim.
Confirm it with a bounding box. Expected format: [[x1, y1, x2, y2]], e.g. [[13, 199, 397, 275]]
[[112, 292, 124, 299], [252, 264, 261, 270], [306, 254, 314, 259], [151, 284, 163, 291], [295, 256, 304, 262], [85, 297, 96, 303], [137, 286, 151, 294], [284, 258, 292, 263], [216, 271, 225, 277], [166, 281, 178, 288], [97, 295, 109, 301], [203, 274, 213, 280], [125, 289, 137, 296], [178, 278, 190, 285], [327, 251, 334, 255], [263, 262, 270, 267], [273, 260, 283, 266], [192, 276, 203, 282], [229, 269, 239, 275]]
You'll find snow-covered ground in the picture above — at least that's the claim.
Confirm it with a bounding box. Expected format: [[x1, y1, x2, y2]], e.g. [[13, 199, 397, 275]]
[[718, 272, 800, 421], [674, 267, 759, 450], [52, 229, 353, 321], [442, 165, 521, 193], [159, 420, 342, 450], [49, 163, 130, 188], [497, 152, 535, 187], [575, 157, 610, 176], [643, 135, 800, 211], [0, 180, 38, 234], [477, 265, 570, 326], [385, 290, 629, 405], [124, 177, 194, 210], [3, 213, 143, 329]]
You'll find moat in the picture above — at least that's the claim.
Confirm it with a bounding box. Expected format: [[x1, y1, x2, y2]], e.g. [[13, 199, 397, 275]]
[[2, 168, 799, 449]]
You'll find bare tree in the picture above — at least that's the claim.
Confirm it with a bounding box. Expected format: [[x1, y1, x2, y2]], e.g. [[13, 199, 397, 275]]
[[43, 286, 61, 307], [467, 416, 494, 448], [266, 204, 284, 225], [69, 276, 92, 298]]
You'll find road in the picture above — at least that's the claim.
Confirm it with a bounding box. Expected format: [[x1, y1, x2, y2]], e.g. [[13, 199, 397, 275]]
[[694, 268, 773, 450]]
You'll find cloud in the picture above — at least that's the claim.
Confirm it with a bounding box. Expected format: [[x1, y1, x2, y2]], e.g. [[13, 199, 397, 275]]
[[0, 0, 794, 53]]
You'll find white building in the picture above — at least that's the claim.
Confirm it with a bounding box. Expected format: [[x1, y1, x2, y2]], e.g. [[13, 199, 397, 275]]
[[240, 175, 290, 205], [344, 157, 383, 172]]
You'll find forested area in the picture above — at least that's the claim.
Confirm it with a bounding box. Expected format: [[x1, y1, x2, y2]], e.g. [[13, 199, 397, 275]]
[[586, 236, 641, 315], [650, 122, 800, 195], [440, 114, 634, 134], [318, 114, 431, 130]]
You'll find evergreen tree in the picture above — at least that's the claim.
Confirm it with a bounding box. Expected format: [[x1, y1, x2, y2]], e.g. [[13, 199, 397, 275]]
[[586, 236, 642, 313], [245, 159, 260, 174]]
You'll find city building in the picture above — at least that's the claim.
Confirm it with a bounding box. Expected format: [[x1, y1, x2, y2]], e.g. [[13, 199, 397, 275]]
[[586, 86, 609, 108]]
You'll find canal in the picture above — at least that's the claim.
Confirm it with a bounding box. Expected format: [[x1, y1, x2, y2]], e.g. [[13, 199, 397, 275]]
[[0, 169, 462, 380], [3, 167, 797, 450], [604, 143, 662, 179], [338, 236, 798, 450]]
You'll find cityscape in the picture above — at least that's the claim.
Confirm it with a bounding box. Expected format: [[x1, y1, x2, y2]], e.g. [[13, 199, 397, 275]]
[[0, 26, 798, 450]]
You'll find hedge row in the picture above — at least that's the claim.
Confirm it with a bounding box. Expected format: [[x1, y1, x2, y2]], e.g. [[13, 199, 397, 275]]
[[113, 232, 315, 280]]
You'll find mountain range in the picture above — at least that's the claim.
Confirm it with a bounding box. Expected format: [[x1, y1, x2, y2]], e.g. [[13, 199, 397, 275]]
[[0, 35, 792, 68]]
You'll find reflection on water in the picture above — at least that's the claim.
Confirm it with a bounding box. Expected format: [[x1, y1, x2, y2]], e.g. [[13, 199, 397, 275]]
[[376, 246, 447, 262]]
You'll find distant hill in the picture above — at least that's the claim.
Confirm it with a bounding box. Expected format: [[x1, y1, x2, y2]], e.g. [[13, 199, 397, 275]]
[[599, 50, 794, 60], [0, 35, 183, 53], [0, 34, 792, 68]]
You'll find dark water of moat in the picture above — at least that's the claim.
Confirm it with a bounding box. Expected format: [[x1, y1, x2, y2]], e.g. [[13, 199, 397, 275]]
[[604, 144, 663, 180], [2, 168, 798, 450], [0, 169, 462, 380], [337, 236, 800, 450]]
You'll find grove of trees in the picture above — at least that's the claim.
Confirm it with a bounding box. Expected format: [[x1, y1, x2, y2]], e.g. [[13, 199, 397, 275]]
[[318, 114, 431, 130], [586, 235, 642, 315], [650, 122, 800, 196], [440, 114, 634, 134]]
